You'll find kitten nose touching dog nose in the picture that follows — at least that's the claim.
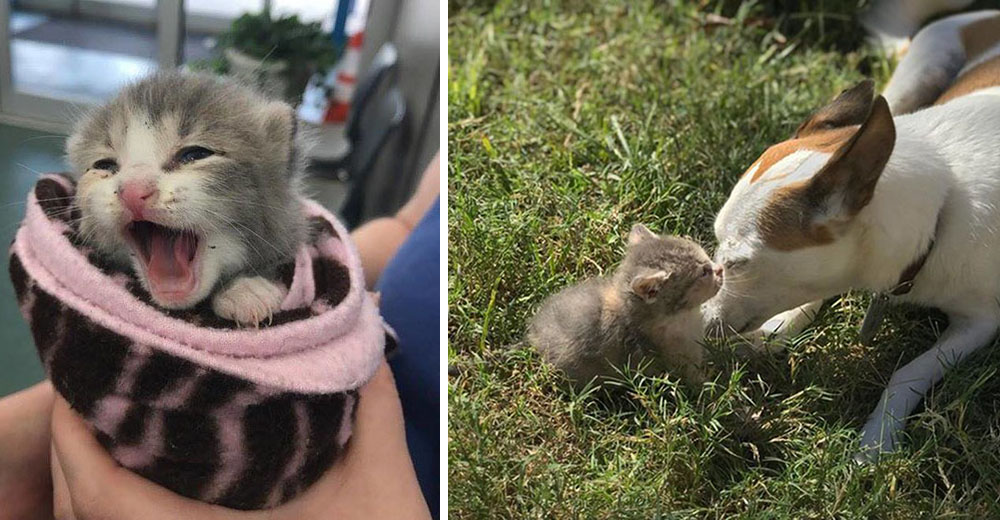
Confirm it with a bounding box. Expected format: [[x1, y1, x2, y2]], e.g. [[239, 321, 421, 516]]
[[526, 224, 814, 389]]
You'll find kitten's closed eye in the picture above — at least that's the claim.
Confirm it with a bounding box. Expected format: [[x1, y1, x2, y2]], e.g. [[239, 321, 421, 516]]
[[92, 159, 119, 173], [724, 258, 748, 270], [176, 146, 216, 164]]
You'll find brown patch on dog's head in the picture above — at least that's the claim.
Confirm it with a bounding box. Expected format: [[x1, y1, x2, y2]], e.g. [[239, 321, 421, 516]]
[[758, 95, 895, 250], [745, 126, 857, 184], [743, 80, 875, 184], [961, 14, 1000, 62], [758, 180, 837, 250]]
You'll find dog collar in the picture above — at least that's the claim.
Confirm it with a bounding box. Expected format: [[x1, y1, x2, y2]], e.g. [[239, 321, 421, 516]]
[[886, 204, 945, 297], [858, 211, 942, 344], [887, 239, 934, 296]]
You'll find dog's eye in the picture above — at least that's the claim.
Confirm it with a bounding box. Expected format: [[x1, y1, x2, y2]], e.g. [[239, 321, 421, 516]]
[[91, 159, 118, 173], [176, 146, 215, 164], [701, 264, 713, 277]]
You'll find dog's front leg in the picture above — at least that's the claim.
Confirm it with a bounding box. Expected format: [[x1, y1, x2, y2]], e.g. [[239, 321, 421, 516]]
[[747, 300, 824, 353], [856, 313, 999, 461]]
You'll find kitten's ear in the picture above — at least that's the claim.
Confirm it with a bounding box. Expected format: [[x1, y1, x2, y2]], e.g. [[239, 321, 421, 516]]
[[261, 101, 296, 158], [628, 224, 657, 246], [630, 271, 671, 303]]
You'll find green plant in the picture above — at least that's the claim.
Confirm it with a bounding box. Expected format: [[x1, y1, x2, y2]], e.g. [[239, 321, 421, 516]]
[[221, 8, 340, 74], [186, 55, 229, 75]]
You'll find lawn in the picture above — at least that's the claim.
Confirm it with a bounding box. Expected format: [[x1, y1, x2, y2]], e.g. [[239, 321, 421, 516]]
[[447, 1, 1000, 518]]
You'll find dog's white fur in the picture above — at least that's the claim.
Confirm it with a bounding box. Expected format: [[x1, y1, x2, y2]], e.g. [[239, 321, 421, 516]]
[[862, 0, 976, 55], [883, 10, 1000, 114], [709, 10, 1000, 458]]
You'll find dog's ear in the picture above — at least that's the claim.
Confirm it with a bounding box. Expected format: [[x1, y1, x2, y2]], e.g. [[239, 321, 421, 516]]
[[806, 94, 895, 217], [795, 80, 875, 138], [757, 93, 893, 251], [630, 271, 671, 302], [627, 224, 657, 246]]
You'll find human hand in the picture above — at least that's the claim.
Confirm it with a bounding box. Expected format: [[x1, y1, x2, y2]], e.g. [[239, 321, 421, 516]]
[[0, 381, 55, 520], [50, 361, 431, 519]]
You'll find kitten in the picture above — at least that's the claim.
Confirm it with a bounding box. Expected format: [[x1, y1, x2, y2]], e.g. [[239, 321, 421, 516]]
[[527, 224, 722, 387], [67, 72, 307, 326]]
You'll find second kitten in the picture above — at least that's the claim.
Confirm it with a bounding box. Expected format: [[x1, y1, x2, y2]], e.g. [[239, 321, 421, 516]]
[[527, 224, 722, 387]]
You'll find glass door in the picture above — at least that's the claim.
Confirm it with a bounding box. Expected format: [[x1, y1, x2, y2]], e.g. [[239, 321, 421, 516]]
[[0, 0, 183, 131]]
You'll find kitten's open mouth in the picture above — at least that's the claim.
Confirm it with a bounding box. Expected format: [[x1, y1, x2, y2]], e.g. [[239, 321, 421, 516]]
[[126, 221, 201, 304]]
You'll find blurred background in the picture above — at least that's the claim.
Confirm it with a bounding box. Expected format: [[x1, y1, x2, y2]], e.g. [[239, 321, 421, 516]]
[[0, 0, 440, 396]]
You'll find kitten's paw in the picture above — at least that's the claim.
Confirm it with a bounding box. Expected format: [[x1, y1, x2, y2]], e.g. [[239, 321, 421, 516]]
[[212, 276, 287, 327], [681, 364, 708, 386]]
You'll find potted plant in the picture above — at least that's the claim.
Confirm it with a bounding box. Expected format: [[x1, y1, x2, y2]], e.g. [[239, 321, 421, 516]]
[[220, 8, 340, 101]]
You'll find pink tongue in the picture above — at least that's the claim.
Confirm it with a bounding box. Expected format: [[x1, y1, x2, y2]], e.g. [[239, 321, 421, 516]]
[[147, 232, 194, 286]]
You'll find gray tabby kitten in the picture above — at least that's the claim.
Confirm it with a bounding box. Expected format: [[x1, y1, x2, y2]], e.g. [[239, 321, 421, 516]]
[[67, 72, 306, 325], [528, 224, 723, 387]]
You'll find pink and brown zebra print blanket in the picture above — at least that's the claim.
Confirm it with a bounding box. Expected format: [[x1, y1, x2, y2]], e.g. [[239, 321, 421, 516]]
[[8, 174, 392, 510]]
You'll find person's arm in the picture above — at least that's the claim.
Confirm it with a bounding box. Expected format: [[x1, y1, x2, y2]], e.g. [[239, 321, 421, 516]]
[[49, 362, 431, 519], [351, 153, 440, 288], [0, 381, 54, 520]]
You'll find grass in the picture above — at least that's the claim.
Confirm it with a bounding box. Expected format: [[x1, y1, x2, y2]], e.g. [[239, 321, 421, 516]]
[[448, 1, 1000, 518]]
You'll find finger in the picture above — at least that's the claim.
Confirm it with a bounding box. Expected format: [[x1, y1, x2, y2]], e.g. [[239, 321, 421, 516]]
[[0, 381, 55, 520], [50, 396, 244, 520]]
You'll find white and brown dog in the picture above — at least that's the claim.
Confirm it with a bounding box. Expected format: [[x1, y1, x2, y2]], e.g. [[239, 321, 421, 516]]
[[708, 10, 1000, 458]]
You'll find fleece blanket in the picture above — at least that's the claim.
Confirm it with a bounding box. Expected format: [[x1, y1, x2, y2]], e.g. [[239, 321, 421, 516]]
[[8, 174, 392, 510]]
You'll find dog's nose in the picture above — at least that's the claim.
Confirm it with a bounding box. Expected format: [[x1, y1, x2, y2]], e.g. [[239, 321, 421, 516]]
[[119, 181, 158, 219]]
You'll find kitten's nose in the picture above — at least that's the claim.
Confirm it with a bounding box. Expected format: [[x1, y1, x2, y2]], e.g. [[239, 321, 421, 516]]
[[119, 181, 158, 219], [713, 264, 724, 278]]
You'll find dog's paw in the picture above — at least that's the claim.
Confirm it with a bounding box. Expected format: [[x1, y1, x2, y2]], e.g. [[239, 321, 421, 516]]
[[212, 276, 287, 327], [858, 8, 914, 59], [865, 34, 911, 59], [854, 416, 900, 464]]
